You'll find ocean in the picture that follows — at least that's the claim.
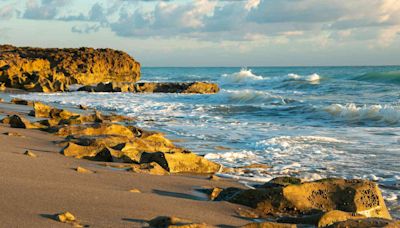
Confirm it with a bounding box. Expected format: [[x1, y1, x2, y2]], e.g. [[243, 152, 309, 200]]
[[10, 66, 400, 218]]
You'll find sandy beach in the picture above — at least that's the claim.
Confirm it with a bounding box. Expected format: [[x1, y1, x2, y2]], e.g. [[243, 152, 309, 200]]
[[0, 101, 252, 227]]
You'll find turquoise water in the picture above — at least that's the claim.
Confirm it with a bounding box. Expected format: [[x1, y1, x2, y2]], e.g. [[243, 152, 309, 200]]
[[12, 66, 400, 218]]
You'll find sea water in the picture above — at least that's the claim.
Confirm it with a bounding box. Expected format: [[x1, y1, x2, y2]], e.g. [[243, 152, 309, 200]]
[[10, 66, 400, 218]]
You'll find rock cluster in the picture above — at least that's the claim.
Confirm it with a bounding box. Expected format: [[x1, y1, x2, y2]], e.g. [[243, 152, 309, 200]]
[[0, 45, 140, 92], [209, 177, 393, 227], [77, 81, 220, 94], [1, 100, 220, 174]]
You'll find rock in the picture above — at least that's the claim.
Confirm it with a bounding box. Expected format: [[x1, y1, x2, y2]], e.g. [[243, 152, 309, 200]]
[[259, 176, 302, 188], [326, 218, 400, 228], [241, 221, 297, 228], [3, 132, 24, 137], [79, 104, 88, 110], [208, 175, 220, 181], [317, 210, 365, 227], [129, 188, 141, 193], [134, 82, 220, 94], [140, 152, 170, 172], [30, 102, 77, 119], [218, 178, 392, 220], [0, 45, 140, 92], [148, 216, 210, 228], [209, 188, 223, 200], [129, 162, 169, 175], [76, 166, 94, 174], [0, 82, 6, 91], [55, 123, 136, 138], [57, 212, 76, 223], [24, 150, 37, 158], [10, 98, 33, 106], [235, 208, 260, 219], [8, 114, 42, 129], [56, 212, 84, 227]]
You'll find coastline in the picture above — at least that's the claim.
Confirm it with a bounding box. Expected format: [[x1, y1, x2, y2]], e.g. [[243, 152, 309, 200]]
[[0, 97, 252, 227]]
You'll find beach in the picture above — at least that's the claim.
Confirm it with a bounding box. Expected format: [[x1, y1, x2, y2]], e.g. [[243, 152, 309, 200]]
[[0, 100, 252, 227]]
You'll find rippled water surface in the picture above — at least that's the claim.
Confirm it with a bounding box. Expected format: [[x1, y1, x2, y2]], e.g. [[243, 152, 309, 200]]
[[11, 66, 400, 218]]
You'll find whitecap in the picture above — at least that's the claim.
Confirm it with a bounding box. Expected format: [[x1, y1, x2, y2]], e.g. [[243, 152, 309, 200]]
[[220, 67, 263, 83], [325, 103, 400, 124]]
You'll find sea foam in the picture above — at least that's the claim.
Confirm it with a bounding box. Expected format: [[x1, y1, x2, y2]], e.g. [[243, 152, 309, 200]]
[[325, 103, 400, 124], [221, 68, 264, 83]]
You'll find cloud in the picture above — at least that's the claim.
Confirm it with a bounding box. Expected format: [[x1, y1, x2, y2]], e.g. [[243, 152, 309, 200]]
[[23, 0, 70, 20], [3, 0, 399, 47]]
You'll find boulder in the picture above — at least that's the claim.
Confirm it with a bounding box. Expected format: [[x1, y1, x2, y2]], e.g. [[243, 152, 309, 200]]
[[317, 210, 365, 227], [10, 98, 33, 106], [217, 178, 392, 220], [7, 114, 43, 129], [55, 123, 136, 138], [326, 218, 400, 228], [0, 45, 140, 92]]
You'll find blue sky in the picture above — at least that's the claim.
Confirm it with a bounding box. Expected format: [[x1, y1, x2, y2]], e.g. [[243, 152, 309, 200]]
[[0, 0, 400, 66]]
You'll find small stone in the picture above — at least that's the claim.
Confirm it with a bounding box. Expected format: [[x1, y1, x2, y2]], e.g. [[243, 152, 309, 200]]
[[129, 188, 141, 193], [208, 175, 220, 181], [76, 166, 94, 174], [79, 104, 88, 110], [57, 212, 76, 223], [236, 208, 259, 219], [3, 132, 24, 137], [24, 150, 37, 158], [209, 187, 223, 201]]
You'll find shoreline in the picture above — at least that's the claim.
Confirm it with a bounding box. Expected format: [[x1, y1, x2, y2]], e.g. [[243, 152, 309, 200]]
[[0, 97, 253, 227], [0, 92, 398, 227]]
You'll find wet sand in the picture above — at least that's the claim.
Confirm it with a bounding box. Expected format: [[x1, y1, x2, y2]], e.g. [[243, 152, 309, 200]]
[[0, 103, 251, 227]]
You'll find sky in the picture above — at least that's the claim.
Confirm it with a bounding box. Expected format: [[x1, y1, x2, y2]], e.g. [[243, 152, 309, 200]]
[[0, 0, 400, 66]]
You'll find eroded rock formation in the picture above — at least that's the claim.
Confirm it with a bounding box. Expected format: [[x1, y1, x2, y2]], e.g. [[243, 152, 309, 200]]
[[0, 45, 140, 92], [77, 81, 220, 94], [212, 177, 392, 226]]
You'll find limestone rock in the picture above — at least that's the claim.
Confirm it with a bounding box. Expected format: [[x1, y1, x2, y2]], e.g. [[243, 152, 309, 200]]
[[134, 82, 220, 94], [55, 123, 136, 138], [218, 178, 392, 220], [241, 222, 297, 228], [3, 132, 24, 137], [129, 162, 169, 175], [24, 150, 37, 158], [326, 218, 400, 228], [0, 45, 141, 92], [208, 175, 220, 181], [76, 166, 94, 174], [10, 98, 33, 106], [57, 212, 76, 223], [317, 210, 365, 227], [129, 188, 141, 193], [148, 216, 210, 228], [8, 114, 42, 129], [209, 188, 223, 201], [0, 82, 5, 91]]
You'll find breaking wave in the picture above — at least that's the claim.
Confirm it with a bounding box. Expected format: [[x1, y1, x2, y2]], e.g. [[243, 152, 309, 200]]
[[286, 73, 321, 83], [220, 68, 264, 83], [219, 89, 287, 105], [325, 103, 400, 124]]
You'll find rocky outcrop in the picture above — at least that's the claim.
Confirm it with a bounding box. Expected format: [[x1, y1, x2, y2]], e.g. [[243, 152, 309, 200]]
[[2, 100, 220, 174], [77, 81, 220, 94], [0, 45, 140, 92], [215, 178, 392, 222]]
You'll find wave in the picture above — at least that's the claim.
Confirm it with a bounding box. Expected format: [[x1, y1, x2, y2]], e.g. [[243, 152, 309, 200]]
[[220, 89, 287, 105], [220, 68, 264, 83], [325, 103, 400, 124], [353, 71, 400, 84], [286, 73, 321, 84]]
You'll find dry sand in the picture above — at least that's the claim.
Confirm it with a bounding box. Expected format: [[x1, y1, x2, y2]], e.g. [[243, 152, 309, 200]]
[[0, 104, 252, 227]]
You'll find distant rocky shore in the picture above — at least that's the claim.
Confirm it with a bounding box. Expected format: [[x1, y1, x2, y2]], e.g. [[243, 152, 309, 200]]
[[0, 45, 219, 94]]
